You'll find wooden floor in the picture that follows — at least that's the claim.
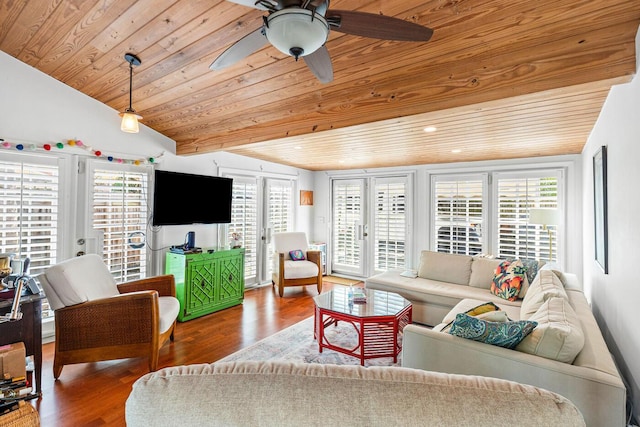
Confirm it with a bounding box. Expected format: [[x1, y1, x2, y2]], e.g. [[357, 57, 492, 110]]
[[30, 281, 350, 426]]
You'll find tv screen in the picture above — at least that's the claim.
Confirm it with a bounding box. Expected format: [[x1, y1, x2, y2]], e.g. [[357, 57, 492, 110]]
[[152, 170, 233, 226]]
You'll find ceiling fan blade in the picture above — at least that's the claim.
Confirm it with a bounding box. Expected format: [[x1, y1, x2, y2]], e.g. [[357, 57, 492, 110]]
[[210, 27, 268, 71], [327, 10, 433, 42], [225, 0, 271, 11], [303, 45, 333, 83]]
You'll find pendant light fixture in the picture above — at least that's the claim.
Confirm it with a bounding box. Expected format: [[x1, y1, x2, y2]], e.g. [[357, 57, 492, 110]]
[[120, 53, 142, 133]]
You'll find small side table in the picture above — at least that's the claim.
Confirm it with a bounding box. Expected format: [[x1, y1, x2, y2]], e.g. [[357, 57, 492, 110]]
[[0, 294, 44, 395]]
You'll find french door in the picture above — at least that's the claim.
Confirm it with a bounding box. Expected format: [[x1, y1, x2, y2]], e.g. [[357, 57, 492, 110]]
[[225, 174, 294, 286], [331, 176, 411, 277]]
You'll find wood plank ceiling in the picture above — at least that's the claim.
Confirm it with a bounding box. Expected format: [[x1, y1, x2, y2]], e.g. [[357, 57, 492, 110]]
[[1, 1, 639, 171]]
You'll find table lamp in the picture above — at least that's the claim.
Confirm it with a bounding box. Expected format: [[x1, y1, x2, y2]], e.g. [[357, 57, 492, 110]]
[[529, 208, 560, 260]]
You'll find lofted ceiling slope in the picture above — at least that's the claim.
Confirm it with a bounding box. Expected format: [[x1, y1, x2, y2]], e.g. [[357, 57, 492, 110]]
[[1, 1, 639, 170]]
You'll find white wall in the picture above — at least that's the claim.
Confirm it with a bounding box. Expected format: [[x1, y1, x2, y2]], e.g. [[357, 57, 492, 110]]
[[581, 29, 640, 422]]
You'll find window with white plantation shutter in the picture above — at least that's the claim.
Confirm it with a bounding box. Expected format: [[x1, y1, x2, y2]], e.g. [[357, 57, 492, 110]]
[[332, 180, 362, 269], [495, 172, 560, 261], [373, 177, 407, 271], [228, 176, 258, 283], [92, 166, 150, 282], [0, 157, 59, 319], [432, 175, 486, 255]]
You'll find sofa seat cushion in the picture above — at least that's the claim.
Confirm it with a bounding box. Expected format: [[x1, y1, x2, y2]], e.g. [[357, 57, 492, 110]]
[[282, 260, 319, 279], [417, 251, 473, 286], [567, 290, 620, 377], [365, 271, 523, 310], [516, 297, 584, 363], [521, 269, 568, 319]]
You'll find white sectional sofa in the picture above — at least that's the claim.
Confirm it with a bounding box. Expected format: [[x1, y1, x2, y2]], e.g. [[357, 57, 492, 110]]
[[365, 250, 527, 325], [126, 361, 585, 426], [366, 251, 626, 427]]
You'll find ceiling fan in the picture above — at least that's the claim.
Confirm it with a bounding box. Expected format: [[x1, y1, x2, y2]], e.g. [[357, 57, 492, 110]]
[[209, 0, 433, 83]]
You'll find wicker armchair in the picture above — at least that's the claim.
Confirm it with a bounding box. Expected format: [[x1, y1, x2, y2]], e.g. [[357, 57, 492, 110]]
[[38, 254, 180, 379], [272, 232, 322, 297]]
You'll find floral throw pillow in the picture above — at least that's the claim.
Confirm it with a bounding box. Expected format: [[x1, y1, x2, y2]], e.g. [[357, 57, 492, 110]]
[[449, 313, 537, 349], [491, 259, 527, 301], [289, 249, 305, 261]]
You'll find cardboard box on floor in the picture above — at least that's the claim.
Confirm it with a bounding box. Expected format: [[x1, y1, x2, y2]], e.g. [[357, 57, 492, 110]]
[[0, 342, 26, 380]]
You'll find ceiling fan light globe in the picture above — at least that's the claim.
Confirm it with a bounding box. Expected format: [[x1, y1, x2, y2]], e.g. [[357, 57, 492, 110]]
[[265, 9, 328, 58]]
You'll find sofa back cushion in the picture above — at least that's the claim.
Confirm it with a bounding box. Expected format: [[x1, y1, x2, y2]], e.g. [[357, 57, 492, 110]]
[[516, 297, 585, 363], [520, 269, 568, 319], [417, 251, 473, 286], [469, 257, 502, 289]]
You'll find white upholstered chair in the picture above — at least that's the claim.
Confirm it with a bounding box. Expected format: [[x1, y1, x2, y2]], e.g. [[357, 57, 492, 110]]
[[272, 232, 322, 297], [38, 254, 180, 379]]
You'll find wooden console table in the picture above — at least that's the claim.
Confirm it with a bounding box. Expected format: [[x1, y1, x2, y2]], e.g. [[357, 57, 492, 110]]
[[0, 294, 44, 395]]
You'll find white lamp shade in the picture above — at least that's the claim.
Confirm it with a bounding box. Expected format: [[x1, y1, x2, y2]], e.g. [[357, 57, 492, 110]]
[[529, 208, 560, 226], [265, 9, 329, 58], [120, 111, 142, 133]]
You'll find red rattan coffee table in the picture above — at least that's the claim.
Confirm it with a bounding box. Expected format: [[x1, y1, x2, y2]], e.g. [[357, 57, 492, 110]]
[[313, 286, 412, 366]]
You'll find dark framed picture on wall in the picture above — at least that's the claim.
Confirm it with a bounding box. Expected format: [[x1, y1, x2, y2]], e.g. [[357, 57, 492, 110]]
[[593, 145, 609, 274]]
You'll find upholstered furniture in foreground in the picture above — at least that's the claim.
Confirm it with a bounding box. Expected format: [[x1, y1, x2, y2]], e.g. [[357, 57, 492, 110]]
[[38, 254, 180, 378], [272, 232, 322, 297], [126, 361, 585, 426], [395, 260, 625, 426]]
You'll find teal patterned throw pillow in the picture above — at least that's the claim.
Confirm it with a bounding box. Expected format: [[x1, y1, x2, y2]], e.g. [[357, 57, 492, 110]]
[[449, 313, 537, 349], [289, 249, 305, 261]]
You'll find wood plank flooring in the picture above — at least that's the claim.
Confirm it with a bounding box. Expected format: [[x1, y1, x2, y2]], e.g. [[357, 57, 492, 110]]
[[30, 281, 350, 426]]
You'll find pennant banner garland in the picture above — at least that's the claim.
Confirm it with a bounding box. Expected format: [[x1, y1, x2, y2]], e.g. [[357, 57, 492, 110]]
[[0, 137, 164, 165]]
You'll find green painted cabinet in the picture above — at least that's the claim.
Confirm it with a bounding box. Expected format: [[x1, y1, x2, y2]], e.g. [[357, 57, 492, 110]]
[[165, 248, 245, 321]]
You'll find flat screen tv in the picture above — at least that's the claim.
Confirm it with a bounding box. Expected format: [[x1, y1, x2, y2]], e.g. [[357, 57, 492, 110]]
[[152, 170, 233, 226]]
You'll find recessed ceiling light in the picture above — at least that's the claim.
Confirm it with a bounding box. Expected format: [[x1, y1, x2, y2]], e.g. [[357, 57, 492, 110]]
[[451, 149, 462, 153], [338, 160, 345, 163], [423, 126, 437, 133], [294, 146, 302, 149]]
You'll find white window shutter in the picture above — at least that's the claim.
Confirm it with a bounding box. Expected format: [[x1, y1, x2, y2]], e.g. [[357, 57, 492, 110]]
[[92, 168, 149, 282], [432, 175, 486, 255]]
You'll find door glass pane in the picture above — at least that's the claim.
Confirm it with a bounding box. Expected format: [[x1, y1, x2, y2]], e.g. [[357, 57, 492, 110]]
[[373, 178, 407, 271], [92, 167, 149, 282], [332, 180, 363, 273], [266, 179, 293, 277], [228, 177, 258, 284]]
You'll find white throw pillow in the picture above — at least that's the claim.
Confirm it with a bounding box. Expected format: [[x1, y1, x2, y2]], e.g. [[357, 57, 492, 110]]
[[520, 270, 568, 319], [516, 297, 584, 363]]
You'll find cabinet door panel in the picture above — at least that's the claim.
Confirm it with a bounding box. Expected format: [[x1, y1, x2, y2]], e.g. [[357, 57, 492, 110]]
[[186, 259, 217, 315]]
